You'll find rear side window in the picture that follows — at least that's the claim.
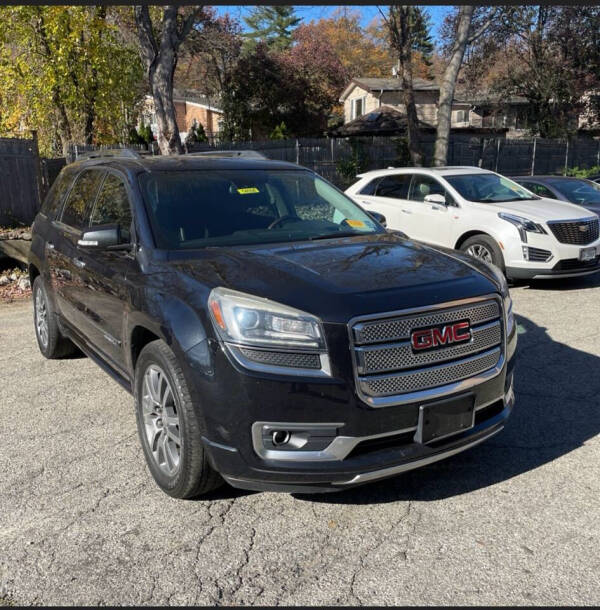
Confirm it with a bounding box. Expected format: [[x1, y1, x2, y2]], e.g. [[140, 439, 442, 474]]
[[60, 170, 104, 229], [40, 170, 73, 219], [90, 173, 133, 241], [374, 174, 411, 199], [358, 178, 379, 195]]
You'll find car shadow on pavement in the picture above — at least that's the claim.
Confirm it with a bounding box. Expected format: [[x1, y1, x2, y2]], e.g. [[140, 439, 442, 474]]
[[297, 312, 600, 506]]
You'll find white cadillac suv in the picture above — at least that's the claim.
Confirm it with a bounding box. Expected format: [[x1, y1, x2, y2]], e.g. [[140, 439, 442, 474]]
[[346, 166, 600, 280]]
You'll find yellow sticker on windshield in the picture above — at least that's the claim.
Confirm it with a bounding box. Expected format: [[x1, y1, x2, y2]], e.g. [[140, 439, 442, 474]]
[[237, 187, 259, 195], [346, 219, 366, 228]]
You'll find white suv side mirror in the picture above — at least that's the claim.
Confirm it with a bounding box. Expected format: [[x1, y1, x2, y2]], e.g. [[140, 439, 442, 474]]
[[424, 193, 446, 205]]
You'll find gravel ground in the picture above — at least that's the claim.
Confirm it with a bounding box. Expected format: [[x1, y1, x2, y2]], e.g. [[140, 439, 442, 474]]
[[1, 275, 599, 606]]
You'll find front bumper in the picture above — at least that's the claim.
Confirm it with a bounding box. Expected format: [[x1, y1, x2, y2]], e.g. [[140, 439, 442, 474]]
[[189, 327, 517, 493], [507, 257, 600, 280]]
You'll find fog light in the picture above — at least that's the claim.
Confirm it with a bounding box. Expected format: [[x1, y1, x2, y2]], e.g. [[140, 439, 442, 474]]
[[271, 430, 291, 446]]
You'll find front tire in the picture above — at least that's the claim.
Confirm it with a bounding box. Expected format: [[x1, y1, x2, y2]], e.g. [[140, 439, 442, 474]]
[[32, 276, 76, 359], [460, 235, 505, 275], [134, 339, 222, 499]]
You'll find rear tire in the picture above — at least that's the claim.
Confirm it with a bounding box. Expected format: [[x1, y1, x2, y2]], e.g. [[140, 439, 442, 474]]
[[134, 339, 222, 499], [32, 276, 76, 359], [460, 235, 505, 275]]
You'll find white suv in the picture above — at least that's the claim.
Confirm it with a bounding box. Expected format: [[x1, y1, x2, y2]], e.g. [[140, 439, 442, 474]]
[[346, 166, 600, 280]]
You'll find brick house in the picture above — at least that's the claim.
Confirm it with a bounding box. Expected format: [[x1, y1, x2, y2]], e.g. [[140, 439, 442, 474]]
[[141, 89, 223, 143]]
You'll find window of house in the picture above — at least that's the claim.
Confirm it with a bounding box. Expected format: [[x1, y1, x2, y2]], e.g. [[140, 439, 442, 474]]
[[455, 109, 468, 123], [352, 97, 366, 120]]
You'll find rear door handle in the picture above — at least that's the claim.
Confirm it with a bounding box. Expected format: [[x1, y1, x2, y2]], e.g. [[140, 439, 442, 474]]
[[46, 242, 55, 250], [74, 258, 86, 269]]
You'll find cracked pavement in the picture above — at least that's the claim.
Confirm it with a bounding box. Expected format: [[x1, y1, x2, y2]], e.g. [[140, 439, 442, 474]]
[[1, 274, 600, 605]]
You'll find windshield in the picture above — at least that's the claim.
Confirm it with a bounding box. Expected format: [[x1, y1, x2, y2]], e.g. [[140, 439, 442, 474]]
[[547, 178, 600, 204], [139, 169, 383, 249], [445, 173, 539, 203]]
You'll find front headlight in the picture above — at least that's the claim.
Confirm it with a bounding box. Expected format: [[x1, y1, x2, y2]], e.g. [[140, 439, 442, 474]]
[[208, 287, 325, 350], [498, 212, 546, 242]]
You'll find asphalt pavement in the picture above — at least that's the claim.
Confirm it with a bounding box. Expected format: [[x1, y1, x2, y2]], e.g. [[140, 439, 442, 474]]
[[1, 274, 599, 605]]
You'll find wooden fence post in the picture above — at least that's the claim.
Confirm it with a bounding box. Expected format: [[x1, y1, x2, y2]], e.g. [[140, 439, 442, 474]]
[[531, 137, 537, 176], [30, 130, 44, 212]]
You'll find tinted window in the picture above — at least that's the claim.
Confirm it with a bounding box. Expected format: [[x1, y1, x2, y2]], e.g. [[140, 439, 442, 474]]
[[61, 170, 104, 229], [409, 175, 448, 203], [90, 174, 132, 241], [41, 170, 73, 219], [521, 182, 557, 199], [374, 174, 411, 199], [358, 178, 379, 196], [138, 169, 383, 249], [547, 178, 600, 204]]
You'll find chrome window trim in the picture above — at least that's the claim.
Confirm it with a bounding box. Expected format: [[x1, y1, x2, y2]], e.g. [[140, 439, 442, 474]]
[[347, 293, 506, 408]]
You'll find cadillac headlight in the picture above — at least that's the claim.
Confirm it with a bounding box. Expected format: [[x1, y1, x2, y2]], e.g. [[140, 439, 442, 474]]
[[498, 212, 546, 242]]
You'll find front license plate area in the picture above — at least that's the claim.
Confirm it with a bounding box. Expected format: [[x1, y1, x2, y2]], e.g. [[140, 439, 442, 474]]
[[415, 394, 475, 444], [579, 246, 597, 262]]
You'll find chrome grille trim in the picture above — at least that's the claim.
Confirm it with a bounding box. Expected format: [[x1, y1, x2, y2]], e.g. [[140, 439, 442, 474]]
[[356, 320, 501, 374], [353, 300, 499, 345], [348, 294, 506, 407], [359, 347, 501, 397]]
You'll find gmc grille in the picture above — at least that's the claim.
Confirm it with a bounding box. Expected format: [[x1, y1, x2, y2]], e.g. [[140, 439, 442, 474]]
[[547, 217, 599, 245], [349, 297, 504, 407]]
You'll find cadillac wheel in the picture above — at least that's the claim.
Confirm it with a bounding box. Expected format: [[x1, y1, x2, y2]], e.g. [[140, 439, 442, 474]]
[[133, 340, 222, 498]]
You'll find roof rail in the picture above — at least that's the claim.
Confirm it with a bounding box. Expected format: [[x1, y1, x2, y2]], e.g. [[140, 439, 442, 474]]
[[188, 150, 268, 160], [75, 148, 144, 161]]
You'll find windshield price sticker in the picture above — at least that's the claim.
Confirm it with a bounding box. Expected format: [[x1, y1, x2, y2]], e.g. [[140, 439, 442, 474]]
[[237, 187, 260, 195]]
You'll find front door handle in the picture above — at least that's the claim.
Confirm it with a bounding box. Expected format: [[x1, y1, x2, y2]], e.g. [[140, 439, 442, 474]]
[[74, 258, 86, 269], [401, 209, 412, 214], [46, 242, 55, 250]]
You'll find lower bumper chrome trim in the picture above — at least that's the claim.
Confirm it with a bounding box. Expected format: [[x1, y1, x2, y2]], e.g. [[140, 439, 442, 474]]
[[336, 425, 504, 486]]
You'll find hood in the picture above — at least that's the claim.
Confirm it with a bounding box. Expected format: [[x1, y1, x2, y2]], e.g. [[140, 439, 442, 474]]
[[489, 198, 597, 222], [164, 233, 498, 323]]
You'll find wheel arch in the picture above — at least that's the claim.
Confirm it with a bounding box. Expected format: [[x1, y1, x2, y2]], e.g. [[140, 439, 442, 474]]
[[454, 230, 495, 251]]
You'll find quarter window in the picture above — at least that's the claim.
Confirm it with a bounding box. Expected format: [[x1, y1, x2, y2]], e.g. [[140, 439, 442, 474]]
[[60, 170, 104, 229], [90, 174, 133, 241]]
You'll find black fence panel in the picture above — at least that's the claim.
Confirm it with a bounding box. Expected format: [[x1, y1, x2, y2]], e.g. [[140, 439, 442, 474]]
[[0, 136, 42, 226]]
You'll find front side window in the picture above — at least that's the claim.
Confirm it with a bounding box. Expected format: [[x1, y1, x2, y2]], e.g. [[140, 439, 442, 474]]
[[521, 182, 557, 199], [374, 174, 411, 200], [409, 175, 449, 203], [445, 173, 539, 204], [60, 170, 104, 229], [547, 178, 600, 205], [139, 169, 384, 250], [90, 174, 133, 241]]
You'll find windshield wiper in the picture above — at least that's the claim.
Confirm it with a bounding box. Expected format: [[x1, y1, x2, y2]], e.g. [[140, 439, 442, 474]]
[[308, 231, 362, 241]]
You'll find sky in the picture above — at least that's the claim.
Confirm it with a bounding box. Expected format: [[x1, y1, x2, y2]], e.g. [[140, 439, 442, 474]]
[[214, 5, 453, 40]]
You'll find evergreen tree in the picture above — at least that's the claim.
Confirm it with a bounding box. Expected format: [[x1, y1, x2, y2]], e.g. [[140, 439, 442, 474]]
[[410, 7, 434, 67], [243, 6, 301, 52]]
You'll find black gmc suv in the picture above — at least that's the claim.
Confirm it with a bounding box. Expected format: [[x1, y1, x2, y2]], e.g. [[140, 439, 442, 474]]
[[29, 151, 517, 498]]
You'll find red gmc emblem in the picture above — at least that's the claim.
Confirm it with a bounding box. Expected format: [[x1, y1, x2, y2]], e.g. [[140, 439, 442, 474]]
[[411, 320, 471, 352]]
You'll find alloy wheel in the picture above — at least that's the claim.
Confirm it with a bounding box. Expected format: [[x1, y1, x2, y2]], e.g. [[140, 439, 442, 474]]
[[141, 365, 181, 476], [465, 244, 493, 264], [35, 287, 49, 348]]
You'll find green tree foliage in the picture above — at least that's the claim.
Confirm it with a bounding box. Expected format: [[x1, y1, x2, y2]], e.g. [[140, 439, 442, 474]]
[[0, 6, 144, 156], [243, 6, 300, 52]]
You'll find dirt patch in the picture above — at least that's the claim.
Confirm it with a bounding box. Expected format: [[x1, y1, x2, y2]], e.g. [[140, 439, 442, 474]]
[[0, 267, 31, 304]]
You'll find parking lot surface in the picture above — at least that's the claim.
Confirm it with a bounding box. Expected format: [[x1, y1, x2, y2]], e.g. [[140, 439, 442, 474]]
[[1, 275, 600, 606]]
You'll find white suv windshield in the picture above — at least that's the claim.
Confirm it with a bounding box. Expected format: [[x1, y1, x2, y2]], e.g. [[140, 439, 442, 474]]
[[445, 173, 539, 203], [139, 169, 383, 249]]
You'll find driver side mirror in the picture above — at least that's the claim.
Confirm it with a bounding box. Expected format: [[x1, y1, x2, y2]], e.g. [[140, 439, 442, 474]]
[[424, 193, 447, 206], [368, 211, 387, 227], [78, 225, 123, 249]]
